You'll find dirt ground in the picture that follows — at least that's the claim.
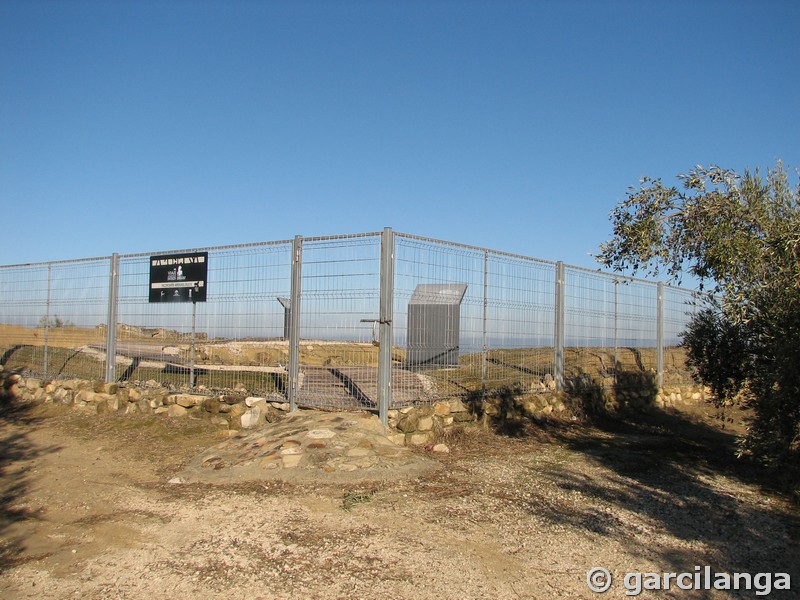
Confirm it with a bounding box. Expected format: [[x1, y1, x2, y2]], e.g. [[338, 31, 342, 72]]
[[1, 400, 798, 599]]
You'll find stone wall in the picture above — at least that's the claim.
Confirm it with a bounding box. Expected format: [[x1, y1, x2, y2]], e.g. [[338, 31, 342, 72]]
[[1, 371, 707, 447], [387, 399, 475, 447]]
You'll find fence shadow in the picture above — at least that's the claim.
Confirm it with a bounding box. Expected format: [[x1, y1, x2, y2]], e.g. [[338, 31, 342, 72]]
[[464, 383, 530, 437], [460, 371, 799, 585], [117, 357, 141, 382], [0, 345, 26, 367], [0, 372, 63, 572], [537, 409, 800, 585]]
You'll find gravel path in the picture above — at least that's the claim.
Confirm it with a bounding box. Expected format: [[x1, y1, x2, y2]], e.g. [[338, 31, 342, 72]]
[[1, 403, 798, 599]]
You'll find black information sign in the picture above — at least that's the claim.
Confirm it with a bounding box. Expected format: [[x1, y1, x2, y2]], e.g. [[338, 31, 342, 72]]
[[149, 252, 208, 303]]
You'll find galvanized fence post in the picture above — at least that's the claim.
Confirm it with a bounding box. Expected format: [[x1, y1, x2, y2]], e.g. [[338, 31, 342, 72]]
[[44, 264, 51, 378], [481, 250, 488, 397], [554, 261, 565, 392], [657, 281, 664, 391], [287, 236, 303, 411], [377, 227, 395, 425], [104, 253, 120, 384]]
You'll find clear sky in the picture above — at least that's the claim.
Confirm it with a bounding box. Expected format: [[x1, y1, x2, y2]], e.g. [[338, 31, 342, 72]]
[[2, 0, 798, 272]]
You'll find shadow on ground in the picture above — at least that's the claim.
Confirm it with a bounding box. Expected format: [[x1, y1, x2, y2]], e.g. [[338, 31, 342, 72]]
[[464, 378, 800, 594], [0, 373, 63, 572]]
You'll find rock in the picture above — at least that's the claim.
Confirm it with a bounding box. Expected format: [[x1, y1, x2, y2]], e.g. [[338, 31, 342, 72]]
[[544, 374, 557, 390], [346, 447, 371, 457], [417, 416, 434, 432], [261, 406, 282, 424], [521, 399, 538, 417], [356, 414, 387, 435], [449, 399, 468, 413], [281, 453, 303, 469], [94, 382, 119, 394], [222, 394, 246, 405], [396, 412, 420, 433], [168, 404, 188, 417], [432, 444, 450, 453], [270, 402, 290, 411], [60, 379, 81, 391], [306, 429, 336, 439], [408, 432, 431, 446], [74, 389, 93, 404], [387, 433, 406, 446], [240, 405, 267, 429], [245, 396, 266, 407], [201, 454, 223, 467], [53, 388, 72, 405], [202, 397, 221, 414], [433, 401, 451, 416], [174, 394, 200, 408]]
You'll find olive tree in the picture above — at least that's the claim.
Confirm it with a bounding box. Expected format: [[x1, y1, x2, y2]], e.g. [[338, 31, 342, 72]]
[[597, 161, 799, 475]]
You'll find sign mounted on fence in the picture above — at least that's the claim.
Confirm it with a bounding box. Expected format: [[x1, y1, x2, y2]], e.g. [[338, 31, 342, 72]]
[[149, 252, 208, 303]]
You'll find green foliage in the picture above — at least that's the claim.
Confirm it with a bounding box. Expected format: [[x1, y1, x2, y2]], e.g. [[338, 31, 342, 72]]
[[598, 161, 800, 479], [681, 303, 750, 406]]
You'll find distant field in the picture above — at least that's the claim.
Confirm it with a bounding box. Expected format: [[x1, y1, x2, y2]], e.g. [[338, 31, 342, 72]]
[[1, 323, 691, 400]]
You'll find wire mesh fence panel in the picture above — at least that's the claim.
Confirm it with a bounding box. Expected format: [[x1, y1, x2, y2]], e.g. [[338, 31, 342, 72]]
[[113, 242, 294, 393], [482, 252, 556, 394], [662, 285, 700, 386], [564, 267, 658, 389], [294, 233, 384, 410], [0, 258, 111, 380], [393, 234, 556, 405], [1, 229, 704, 413]]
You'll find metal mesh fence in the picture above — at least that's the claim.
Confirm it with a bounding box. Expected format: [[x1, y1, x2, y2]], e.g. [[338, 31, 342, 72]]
[[0, 257, 111, 381], [293, 233, 383, 410], [112, 241, 294, 393], [0, 229, 700, 415], [662, 285, 702, 386], [563, 266, 660, 389], [393, 234, 556, 404]]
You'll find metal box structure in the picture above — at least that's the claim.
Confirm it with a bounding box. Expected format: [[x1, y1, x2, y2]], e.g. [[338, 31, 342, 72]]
[[406, 283, 468, 368], [277, 297, 291, 340]]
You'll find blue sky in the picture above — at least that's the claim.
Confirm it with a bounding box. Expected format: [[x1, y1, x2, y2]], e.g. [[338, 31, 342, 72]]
[[2, 0, 798, 273]]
